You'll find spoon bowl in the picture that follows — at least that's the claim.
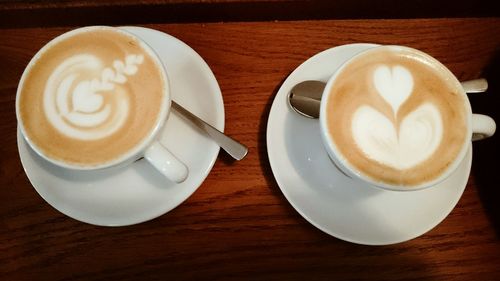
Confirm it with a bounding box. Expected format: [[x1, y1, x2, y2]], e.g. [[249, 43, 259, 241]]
[[288, 80, 325, 118]]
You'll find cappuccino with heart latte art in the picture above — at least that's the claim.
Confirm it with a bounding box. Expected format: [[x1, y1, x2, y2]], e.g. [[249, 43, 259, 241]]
[[17, 27, 167, 167], [323, 46, 469, 187]]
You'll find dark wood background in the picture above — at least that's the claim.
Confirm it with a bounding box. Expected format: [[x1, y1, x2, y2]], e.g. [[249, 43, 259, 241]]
[[1, 0, 499, 27], [0, 1, 499, 280]]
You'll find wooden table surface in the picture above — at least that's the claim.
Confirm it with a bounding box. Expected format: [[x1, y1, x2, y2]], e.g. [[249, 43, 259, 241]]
[[1, 18, 500, 280]]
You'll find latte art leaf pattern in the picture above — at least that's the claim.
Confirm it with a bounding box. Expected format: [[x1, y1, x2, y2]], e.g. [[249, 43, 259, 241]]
[[43, 54, 144, 140], [352, 103, 443, 170], [352, 65, 444, 170]]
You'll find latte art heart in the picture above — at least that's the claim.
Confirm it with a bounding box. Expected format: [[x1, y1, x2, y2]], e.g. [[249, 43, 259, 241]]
[[43, 54, 144, 140], [351, 64, 443, 170], [373, 65, 413, 114]]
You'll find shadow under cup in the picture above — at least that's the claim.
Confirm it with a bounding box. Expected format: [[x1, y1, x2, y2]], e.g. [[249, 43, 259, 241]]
[[319, 45, 495, 192], [16, 26, 188, 183]]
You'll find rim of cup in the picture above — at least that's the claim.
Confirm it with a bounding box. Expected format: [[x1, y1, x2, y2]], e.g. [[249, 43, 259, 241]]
[[15, 26, 171, 170], [319, 45, 473, 191]]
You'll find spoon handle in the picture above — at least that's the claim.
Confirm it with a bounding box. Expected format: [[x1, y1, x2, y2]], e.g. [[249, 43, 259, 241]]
[[171, 101, 248, 161], [461, 78, 488, 93]]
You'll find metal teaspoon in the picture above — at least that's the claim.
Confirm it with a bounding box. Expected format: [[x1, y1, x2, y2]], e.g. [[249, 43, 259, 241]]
[[172, 101, 248, 160]]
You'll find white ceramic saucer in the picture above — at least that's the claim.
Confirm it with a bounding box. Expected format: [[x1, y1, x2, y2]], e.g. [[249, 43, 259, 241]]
[[266, 43, 472, 245], [17, 26, 224, 226]]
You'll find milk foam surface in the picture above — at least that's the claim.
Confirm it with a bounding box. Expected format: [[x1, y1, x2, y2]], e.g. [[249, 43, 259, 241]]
[[18, 27, 166, 166], [325, 47, 468, 186]]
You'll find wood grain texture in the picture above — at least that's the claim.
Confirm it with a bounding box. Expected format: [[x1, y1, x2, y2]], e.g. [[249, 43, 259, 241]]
[[0, 18, 499, 281]]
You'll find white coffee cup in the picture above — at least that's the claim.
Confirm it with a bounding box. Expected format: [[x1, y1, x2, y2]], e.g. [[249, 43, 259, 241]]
[[319, 45, 496, 191], [16, 26, 188, 183]]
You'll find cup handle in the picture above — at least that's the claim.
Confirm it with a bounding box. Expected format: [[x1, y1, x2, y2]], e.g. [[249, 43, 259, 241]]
[[472, 114, 496, 141], [144, 141, 188, 183]]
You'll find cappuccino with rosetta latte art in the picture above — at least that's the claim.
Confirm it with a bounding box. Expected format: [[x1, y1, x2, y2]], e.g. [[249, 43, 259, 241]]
[[322, 46, 469, 188], [17, 27, 167, 167]]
